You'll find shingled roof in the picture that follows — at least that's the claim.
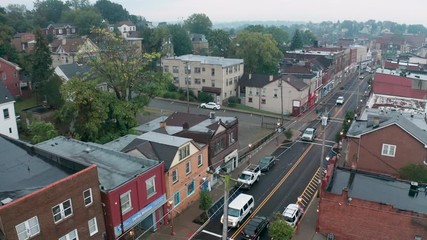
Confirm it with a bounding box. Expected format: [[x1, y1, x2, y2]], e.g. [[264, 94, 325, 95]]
[[0, 81, 14, 104]]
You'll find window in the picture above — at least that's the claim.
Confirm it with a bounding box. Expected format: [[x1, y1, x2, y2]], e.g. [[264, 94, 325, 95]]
[[194, 67, 201, 73], [202, 79, 206, 83], [15, 216, 40, 240], [174, 191, 181, 206], [172, 169, 178, 183], [120, 191, 132, 214], [58, 29, 63, 34], [202, 67, 205, 72], [88, 218, 98, 236], [261, 99, 266, 104], [179, 145, 190, 160], [248, 88, 253, 95], [52, 199, 73, 223], [163, 65, 169, 72], [59, 229, 78, 240], [229, 132, 235, 144], [248, 97, 253, 103], [172, 66, 179, 73], [213, 139, 225, 155], [146, 176, 156, 198], [381, 144, 396, 157], [195, 78, 201, 84], [186, 161, 191, 175], [83, 188, 93, 206], [262, 88, 266, 96], [211, 68, 215, 76], [173, 77, 179, 84], [187, 180, 195, 196], [9, 128, 12, 134], [211, 80, 215, 87], [198, 154, 203, 167], [3, 109, 9, 119]]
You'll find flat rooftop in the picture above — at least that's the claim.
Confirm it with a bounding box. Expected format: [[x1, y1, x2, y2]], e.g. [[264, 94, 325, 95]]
[[37, 136, 160, 191], [328, 168, 427, 214], [165, 54, 243, 67], [0, 136, 76, 204]]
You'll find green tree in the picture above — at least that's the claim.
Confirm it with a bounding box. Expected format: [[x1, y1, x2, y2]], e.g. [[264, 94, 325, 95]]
[[61, 7, 103, 35], [301, 30, 317, 47], [232, 31, 283, 74], [5, 4, 33, 33], [168, 24, 192, 56], [269, 212, 295, 240], [45, 74, 64, 109], [183, 13, 212, 35], [199, 190, 212, 221], [31, 29, 53, 102], [141, 25, 170, 54], [94, 0, 129, 23], [59, 77, 110, 142], [198, 91, 213, 103], [34, 0, 69, 27], [244, 25, 289, 52], [207, 29, 231, 57], [29, 121, 59, 144], [289, 29, 303, 50], [399, 164, 427, 183], [0, 7, 19, 63], [65, 0, 91, 9]]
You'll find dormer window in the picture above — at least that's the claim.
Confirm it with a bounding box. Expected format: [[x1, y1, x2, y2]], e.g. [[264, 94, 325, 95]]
[[179, 145, 190, 160]]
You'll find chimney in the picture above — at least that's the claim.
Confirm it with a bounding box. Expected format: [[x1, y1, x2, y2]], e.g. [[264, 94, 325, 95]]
[[182, 122, 189, 130], [62, 38, 66, 45], [249, 73, 252, 79], [372, 117, 380, 128], [209, 112, 215, 119], [160, 121, 166, 128], [269, 75, 273, 81]]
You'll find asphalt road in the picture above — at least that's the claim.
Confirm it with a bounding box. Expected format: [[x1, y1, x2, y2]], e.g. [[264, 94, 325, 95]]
[[192, 75, 370, 240]]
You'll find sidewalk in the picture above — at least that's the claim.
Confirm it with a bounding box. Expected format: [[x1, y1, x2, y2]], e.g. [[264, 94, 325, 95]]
[[148, 110, 323, 240]]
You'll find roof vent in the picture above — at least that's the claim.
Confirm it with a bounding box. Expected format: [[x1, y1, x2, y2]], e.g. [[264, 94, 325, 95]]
[[209, 112, 215, 119], [183, 122, 189, 130], [372, 117, 380, 128], [1, 197, 13, 205], [409, 181, 419, 198], [84, 147, 93, 153]]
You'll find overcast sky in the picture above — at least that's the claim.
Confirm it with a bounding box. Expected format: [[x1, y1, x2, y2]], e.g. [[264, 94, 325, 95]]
[[2, 0, 427, 27]]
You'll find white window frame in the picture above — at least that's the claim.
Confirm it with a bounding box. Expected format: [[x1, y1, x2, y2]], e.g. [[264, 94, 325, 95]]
[[15, 216, 40, 240], [120, 191, 132, 214], [88, 217, 98, 236], [146, 176, 156, 198], [381, 143, 396, 157], [197, 154, 203, 167], [83, 188, 93, 206], [59, 229, 79, 240], [172, 169, 178, 183], [52, 199, 73, 223], [186, 161, 191, 175]]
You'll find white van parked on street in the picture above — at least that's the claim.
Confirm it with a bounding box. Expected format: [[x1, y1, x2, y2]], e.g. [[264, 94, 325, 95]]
[[220, 193, 254, 228]]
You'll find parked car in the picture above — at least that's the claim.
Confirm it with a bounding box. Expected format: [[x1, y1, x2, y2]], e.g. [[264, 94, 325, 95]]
[[336, 96, 344, 105], [301, 127, 317, 141], [282, 204, 304, 227], [259, 156, 276, 172], [236, 164, 261, 190], [241, 215, 269, 240], [200, 102, 220, 110]]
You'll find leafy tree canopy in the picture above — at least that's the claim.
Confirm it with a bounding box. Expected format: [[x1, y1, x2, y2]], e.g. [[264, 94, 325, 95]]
[[94, 0, 129, 23], [269, 212, 295, 240], [29, 121, 59, 144], [232, 31, 283, 74], [290, 29, 303, 50], [244, 25, 289, 51], [399, 164, 427, 183], [168, 24, 192, 56], [184, 13, 212, 36], [61, 7, 103, 35], [34, 0, 69, 27], [207, 29, 231, 57], [31, 29, 53, 99]]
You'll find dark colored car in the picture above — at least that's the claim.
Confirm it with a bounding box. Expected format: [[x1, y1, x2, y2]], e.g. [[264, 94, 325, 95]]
[[241, 215, 269, 240], [259, 156, 276, 172]]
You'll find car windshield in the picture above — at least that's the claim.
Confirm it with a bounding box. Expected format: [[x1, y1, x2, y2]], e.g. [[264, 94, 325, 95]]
[[228, 208, 240, 217], [338, 97, 344, 100], [239, 173, 251, 180], [284, 215, 296, 223], [260, 157, 270, 164], [304, 129, 313, 134]]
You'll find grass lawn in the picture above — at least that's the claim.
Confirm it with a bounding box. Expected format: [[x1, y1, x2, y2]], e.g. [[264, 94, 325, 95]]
[[15, 96, 39, 114], [231, 103, 284, 117]]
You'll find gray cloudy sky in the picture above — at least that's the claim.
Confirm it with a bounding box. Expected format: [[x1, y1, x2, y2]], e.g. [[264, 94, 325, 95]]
[[2, 0, 427, 27]]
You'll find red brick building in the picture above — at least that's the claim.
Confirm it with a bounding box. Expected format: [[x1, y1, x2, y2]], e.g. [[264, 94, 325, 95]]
[[0, 134, 106, 240], [0, 57, 30, 98], [37, 136, 167, 240], [318, 167, 427, 240], [345, 108, 427, 176], [43, 23, 78, 38]]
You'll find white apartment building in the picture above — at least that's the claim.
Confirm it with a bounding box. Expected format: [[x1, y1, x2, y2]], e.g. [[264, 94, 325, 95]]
[[0, 82, 19, 139], [161, 54, 244, 103]]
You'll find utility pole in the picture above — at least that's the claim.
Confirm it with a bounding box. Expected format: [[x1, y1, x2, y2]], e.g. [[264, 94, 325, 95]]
[[319, 114, 328, 196], [186, 61, 191, 113], [280, 75, 284, 126], [222, 175, 230, 240]]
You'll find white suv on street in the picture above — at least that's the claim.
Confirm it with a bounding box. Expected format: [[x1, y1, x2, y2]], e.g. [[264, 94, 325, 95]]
[[200, 102, 220, 110], [282, 204, 304, 227], [336, 96, 344, 105]]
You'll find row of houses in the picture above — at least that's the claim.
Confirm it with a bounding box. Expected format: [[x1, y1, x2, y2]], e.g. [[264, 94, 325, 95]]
[[317, 59, 427, 239], [0, 109, 239, 240]]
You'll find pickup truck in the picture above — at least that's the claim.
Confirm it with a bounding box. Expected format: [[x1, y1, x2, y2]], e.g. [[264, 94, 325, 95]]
[[236, 164, 261, 190]]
